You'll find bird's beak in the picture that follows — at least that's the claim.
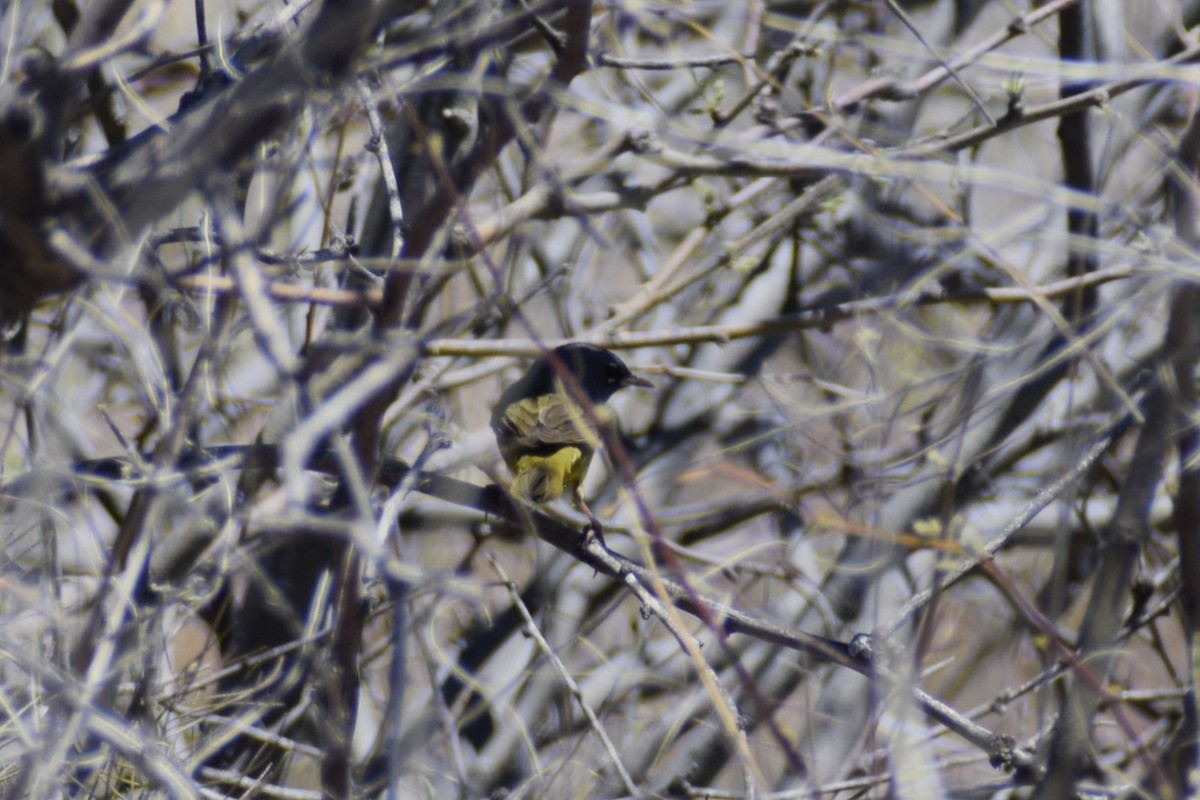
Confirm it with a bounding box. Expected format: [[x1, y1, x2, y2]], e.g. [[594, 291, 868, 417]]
[[623, 374, 653, 390]]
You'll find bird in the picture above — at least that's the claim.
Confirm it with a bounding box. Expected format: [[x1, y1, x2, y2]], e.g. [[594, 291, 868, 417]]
[[490, 343, 651, 542]]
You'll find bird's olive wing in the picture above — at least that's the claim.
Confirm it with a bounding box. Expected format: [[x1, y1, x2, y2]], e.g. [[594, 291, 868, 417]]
[[501, 395, 597, 449]]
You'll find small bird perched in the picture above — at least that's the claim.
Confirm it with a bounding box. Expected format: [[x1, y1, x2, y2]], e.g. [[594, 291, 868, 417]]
[[490, 343, 651, 539]]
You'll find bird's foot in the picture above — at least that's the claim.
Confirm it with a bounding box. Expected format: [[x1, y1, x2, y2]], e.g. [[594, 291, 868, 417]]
[[581, 516, 607, 551]]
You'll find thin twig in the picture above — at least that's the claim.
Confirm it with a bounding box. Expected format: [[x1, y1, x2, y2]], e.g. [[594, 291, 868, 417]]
[[490, 558, 640, 796]]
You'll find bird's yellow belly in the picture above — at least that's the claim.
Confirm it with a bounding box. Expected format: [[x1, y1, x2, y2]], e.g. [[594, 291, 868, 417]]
[[511, 447, 592, 504]]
